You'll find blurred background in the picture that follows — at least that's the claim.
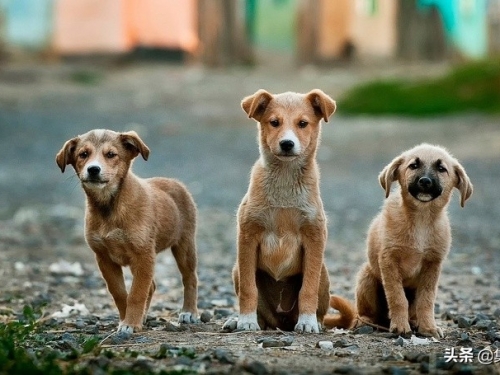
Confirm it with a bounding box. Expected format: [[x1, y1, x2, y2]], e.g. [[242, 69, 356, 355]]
[[0, 0, 499, 271]]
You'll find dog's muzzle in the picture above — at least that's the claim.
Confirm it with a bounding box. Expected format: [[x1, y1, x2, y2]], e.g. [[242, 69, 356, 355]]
[[408, 175, 442, 202], [82, 164, 108, 184]]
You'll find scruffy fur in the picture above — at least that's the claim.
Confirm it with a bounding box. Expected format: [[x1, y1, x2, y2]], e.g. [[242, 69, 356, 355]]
[[330, 144, 473, 338], [223, 89, 348, 333], [56, 129, 199, 333]]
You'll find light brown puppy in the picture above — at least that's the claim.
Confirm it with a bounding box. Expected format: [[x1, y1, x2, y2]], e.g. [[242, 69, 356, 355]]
[[223, 89, 340, 333], [56, 129, 199, 333], [330, 144, 473, 338]]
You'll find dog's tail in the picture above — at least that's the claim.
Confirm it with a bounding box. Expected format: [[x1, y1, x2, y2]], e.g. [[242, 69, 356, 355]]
[[323, 295, 356, 329]]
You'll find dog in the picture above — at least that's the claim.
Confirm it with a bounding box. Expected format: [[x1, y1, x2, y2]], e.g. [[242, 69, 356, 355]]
[[222, 89, 353, 333], [327, 144, 473, 338], [56, 129, 199, 333]]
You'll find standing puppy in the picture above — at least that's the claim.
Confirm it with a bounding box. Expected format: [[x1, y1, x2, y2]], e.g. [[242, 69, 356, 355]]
[[225, 89, 336, 333], [56, 129, 199, 333], [354, 144, 473, 338]]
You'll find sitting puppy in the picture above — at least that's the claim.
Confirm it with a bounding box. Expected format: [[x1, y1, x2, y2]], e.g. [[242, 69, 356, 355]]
[[329, 144, 473, 338], [56, 129, 199, 333], [224, 89, 341, 333]]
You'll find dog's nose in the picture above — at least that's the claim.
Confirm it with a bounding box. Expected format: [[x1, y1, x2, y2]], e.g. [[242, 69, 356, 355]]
[[280, 140, 295, 152], [418, 177, 432, 188], [87, 166, 101, 176]]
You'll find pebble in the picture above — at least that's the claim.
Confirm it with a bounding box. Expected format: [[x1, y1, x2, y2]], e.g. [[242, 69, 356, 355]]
[[394, 337, 405, 346], [493, 308, 500, 319], [242, 360, 269, 375], [316, 340, 334, 350], [260, 336, 294, 348], [474, 320, 495, 330], [200, 310, 212, 323], [213, 348, 235, 364], [353, 325, 374, 335], [457, 332, 473, 346], [457, 316, 472, 328], [333, 338, 350, 348], [110, 331, 132, 345]]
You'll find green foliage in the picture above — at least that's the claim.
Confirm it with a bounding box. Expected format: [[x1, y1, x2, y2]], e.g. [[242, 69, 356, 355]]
[[338, 59, 500, 116]]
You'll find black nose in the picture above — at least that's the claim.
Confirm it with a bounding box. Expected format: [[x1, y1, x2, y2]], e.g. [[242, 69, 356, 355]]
[[280, 140, 295, 152], [87, 166, 101, 176], [418, 176, 432, 188]]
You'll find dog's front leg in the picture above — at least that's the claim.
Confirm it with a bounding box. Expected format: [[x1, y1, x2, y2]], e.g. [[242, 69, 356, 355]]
[[235, 230, 260, 331], [379, 254, 412, 335], [295, 225, 325, 333], [95, 253, 128, 322], [414, 261, 443, 338], [119, 254, 155, 333]]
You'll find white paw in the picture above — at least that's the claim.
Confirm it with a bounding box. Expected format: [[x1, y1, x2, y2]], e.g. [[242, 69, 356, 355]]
[[117, 323, 135, 334], [294, 313, 320, 333], [236, 312, 261, 331], [178, 311, 198, 324]]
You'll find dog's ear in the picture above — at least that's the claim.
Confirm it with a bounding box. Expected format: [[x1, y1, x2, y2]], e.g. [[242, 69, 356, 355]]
[[56, 137, 79, 173], [241, 89, 273, 122], [379, 156, 403, 198], [306, 89, 336, 122], [453, 162, 473, 207], [120, 131, 150, 161]]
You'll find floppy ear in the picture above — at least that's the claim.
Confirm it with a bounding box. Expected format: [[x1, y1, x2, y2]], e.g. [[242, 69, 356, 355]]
[[120, 131, 150, 161], [306, 89, 336, 122], [379, 156, 403, 198], [241, 89, 273, 122], [454, 162, 473, 207], [56, 137, 79, 173]]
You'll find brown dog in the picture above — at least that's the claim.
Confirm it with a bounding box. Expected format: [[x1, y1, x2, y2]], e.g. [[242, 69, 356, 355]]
[[329, 144, 473, 338], [56, 129, 199, 333], [223, 89, 344, 333]]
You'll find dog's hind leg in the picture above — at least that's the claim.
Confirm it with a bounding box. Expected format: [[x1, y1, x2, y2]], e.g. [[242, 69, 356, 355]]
[[171, 236, 199, 323], [143, 279, 156, 324], [355, 263, 383, 327]]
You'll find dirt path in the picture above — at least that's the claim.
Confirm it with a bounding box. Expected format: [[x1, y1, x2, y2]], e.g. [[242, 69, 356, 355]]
[[0, 61, 499, 374]]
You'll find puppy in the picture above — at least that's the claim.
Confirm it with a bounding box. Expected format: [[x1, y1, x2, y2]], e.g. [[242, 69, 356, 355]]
[[56, 129, 199, 333], [224, 89, 340, 333], [328, 144, 473, 338]]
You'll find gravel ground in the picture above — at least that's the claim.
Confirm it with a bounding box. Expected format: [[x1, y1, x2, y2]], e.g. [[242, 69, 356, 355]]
[[0, 60, 499, 374]]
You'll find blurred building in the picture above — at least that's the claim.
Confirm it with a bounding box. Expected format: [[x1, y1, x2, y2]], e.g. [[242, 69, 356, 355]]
[[0, 0, 496, 63]]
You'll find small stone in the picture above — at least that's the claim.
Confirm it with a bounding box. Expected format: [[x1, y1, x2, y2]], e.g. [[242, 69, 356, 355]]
[[394, 336, 406, 346], [493, 308, 500, 319], [200, 310, 212, 323], [261, 336, 294, 348], [457, 316, 472, 328], [243, 360, 269, 375], [457, 332, 473, 346], [441, 310, 456, 321], [222, 318, 237, 332], [213, 348, 234, 364], [110, 331, 132, 345], [332, 365, 357, 374], [473, 313, 490, 323], [353, 325, 374, 335], [434, 303, 440, 314], [474, 320, 494, 330], [162, 322, 182, 332], [316, 340, 334, 350], [333, 339, 350, 348], [344, 344, 360, 355]]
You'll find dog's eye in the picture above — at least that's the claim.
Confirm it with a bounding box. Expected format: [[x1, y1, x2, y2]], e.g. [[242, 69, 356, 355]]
[[408, 162, 419, 170], [437, 165, 447, 173], [106, 151, 117, 159], [298, 120, 308, 128], [79, 151, 88, 159], [270, 119, 280, 127]]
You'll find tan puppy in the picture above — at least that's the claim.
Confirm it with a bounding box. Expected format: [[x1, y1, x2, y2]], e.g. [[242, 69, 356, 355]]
[[56, 129, 199, 333], [329, 144, 472, 338], [224, 89, 338, 333]]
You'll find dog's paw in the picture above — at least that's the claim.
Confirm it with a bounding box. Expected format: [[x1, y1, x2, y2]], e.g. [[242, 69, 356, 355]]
[[117, 322, 138, 334], [236, 313, 261, 331], [418, 325, 444, 339], [389, 319, 412, 336], [178, 311, 198, 324], [294, 313, 320, 333]]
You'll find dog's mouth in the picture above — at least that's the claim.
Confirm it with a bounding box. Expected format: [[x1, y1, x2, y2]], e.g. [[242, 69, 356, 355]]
[[408, 178, 442, 203], [82, 178, 110, 187]]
